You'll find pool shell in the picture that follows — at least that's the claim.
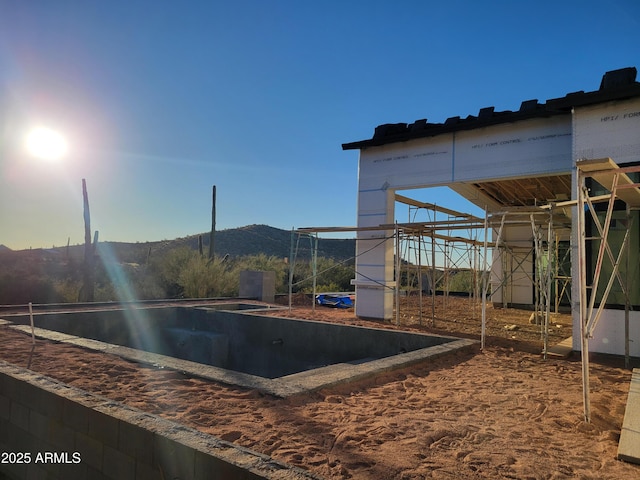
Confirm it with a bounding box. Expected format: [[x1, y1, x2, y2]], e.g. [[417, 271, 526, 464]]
[[4, 303, 477, 397]]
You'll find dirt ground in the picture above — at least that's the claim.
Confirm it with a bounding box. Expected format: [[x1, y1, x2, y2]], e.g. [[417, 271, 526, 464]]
[[273, 294, 574, 353], [1, 296, 639, 479]]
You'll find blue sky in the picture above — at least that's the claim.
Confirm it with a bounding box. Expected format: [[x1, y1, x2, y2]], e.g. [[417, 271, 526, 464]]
[[1, 1, 639, 250]]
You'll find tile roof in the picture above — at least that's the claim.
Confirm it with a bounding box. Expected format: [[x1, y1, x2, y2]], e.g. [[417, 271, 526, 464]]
[[342, 67, 640, 150]]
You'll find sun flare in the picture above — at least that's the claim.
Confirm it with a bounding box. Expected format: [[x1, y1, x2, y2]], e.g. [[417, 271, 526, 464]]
[[25, 127, 69, 161]]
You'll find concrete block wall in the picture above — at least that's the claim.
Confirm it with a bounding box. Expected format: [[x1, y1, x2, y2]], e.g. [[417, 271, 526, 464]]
[[0, 360, 321, 480], [239, 271, 276, 303]]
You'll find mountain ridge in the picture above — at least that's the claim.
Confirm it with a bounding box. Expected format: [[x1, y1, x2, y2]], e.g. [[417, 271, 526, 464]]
[[141, 224, 356, 261], [4, 224, 356, 263]]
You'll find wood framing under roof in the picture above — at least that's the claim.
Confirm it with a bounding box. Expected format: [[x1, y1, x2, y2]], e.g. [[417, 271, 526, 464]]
[[472, 174, 572, 207]]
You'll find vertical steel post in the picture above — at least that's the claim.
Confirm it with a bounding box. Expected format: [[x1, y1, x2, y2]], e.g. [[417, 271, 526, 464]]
[[544, 208, 553, 359], [395, 223, 401, 326], [481, 208, 489, 350], [431, 206, 436, 326], [577, 166, 591, 423], [625, 206, 631, 369], [311, 233, 318, 312], [418, 229, 423, 326]]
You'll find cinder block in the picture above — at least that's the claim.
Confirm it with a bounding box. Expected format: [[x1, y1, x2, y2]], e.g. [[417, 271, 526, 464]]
[[0, 373, 20, 400], [25, 462, 48, 480], [0, 394, 10, 420], [13, 377, 41, 412], [194, 449, 262, 480], [5, 421, 36, 451], [48, 419, 75, 451], [134, 459, 163, 480], [119, 420, 153, 464], [63, 398, 89, 433], [103, 445, 135, 480], [153, 434, 195, 480], [88, 409, 119, 448], [75, 430, 104, 469], [86, 464, 109, 480], [57, 462, 89, 480], [2, 460, 27, 480], [239, 270, 276, 302], [10, 400, 30, 431], [28, 409, 49, 439], [0, 418, 7, 443], [37, 388, 65, 421]]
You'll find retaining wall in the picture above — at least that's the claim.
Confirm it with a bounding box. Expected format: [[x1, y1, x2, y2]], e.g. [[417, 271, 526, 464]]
[[0, 360, 321, 480]]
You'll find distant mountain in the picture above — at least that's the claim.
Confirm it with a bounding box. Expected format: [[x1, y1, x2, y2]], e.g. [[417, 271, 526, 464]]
[[0, 225, 356, 304], [185, 224, 355, 261], [29, 224, 355, 264]]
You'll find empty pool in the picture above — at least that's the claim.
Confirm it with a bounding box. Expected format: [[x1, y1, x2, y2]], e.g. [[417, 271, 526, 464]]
[[4, 304, 476, 396]]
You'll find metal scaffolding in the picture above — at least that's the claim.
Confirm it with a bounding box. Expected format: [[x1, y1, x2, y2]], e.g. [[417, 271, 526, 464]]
[[482, 207, 572, 356], [393, 194, 486, 329], [294, 191, 572, 354], [576, 158, 640, 422], [293, 196, 487, 327], [288, 229, 319, 312], [290, 158, 640, 428]]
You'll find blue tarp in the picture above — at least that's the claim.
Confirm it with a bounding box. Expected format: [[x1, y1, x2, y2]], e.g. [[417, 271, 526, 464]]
[[315, 294, 354, 309]]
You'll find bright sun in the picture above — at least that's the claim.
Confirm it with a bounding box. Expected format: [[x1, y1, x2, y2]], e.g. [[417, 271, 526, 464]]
[[25, 127, 69, 161]]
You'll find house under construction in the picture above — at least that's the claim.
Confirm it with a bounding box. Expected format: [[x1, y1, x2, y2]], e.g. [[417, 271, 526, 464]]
[[341, 67, 640, 366]]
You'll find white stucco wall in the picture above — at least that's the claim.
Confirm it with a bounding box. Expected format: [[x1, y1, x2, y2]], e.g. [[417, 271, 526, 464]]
[[571, 97, 640, 356], [583, 310, 640, 357], [355, 116, 572, 320], [573, 98, 640, 164], [353, 187, 395, 319], [357, 116, 572, 191], [490, 225, 534, 306]]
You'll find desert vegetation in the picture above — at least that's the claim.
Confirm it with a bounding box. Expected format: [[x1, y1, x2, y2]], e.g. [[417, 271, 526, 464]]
[[0, 225, 480, 305], [0, 244, 357, 305]]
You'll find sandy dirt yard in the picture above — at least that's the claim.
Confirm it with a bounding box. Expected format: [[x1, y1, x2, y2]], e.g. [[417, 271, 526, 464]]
[[1, 296, 639, 479]]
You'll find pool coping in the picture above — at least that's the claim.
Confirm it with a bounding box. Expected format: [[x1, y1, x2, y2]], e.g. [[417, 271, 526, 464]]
[[1, 314, 477, 398]]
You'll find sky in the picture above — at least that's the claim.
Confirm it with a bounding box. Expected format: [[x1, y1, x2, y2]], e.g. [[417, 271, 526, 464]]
[[1, 1, 639, 250]]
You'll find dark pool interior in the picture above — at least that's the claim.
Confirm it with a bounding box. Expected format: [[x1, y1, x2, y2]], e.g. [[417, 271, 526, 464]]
[[8, 304, 460, 379]]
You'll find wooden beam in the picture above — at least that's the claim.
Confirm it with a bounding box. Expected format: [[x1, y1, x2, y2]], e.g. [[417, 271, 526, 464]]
[[577, 158, 640, 208]]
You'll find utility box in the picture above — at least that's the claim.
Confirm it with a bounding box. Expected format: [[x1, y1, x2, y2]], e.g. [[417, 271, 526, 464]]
[[239, 270, 276, 303]]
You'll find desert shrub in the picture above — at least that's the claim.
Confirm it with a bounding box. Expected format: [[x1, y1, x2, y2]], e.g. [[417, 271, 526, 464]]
[[178, 255, 237, 298], [0, 274, 62, 304], [148, 247, 195, 298], [293, 258, 355, 293], [0, 246, 356, 304], [52, 279, 82, 303], [133, 268, 166, 299], [448, 270, 476, 294]]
